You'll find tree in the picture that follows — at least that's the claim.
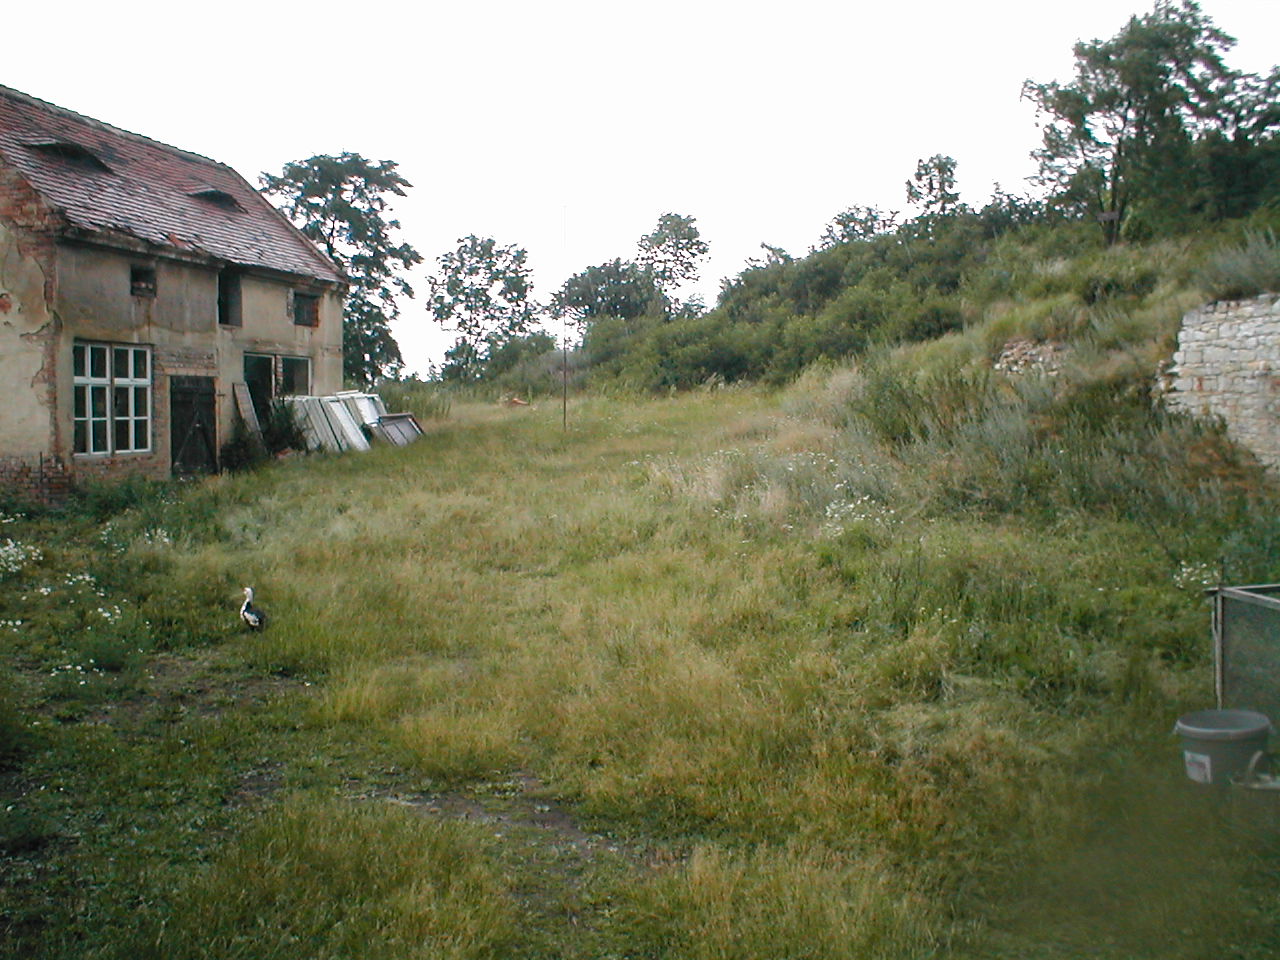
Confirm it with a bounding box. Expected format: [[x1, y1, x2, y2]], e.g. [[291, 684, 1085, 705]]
[[817, 206, 898, 249], [977, 185, 1050, 237], [635, 213, 709, 309], [260, 153, 422, 388], [429, 235, 537, 382], [1190, 65, 1280, 220], [744, 243, 794, 269], [549, 258, 664, 331], [1022, 0, 1236, 243], [905, 155, 961, 216]]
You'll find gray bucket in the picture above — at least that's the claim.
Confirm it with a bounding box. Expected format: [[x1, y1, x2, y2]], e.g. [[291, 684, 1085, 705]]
[[1174, 709, 1272, 785]]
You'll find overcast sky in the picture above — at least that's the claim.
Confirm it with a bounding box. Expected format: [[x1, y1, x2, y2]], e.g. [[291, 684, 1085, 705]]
[[5, 0, 1278, 374]]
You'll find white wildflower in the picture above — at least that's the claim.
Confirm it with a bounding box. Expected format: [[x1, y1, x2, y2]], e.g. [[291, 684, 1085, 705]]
[[1174, 561, 1218, 591], [0, 538, 41, 577]]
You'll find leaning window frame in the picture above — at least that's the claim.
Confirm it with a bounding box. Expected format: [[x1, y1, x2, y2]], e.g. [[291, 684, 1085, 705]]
[[242, 352, 312, 422], [72, 342, 152, 456]]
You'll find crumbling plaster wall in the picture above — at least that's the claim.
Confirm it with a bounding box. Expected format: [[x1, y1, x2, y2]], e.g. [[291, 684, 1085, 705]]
[[0, 216, 56, 458], [1167, 294, 1280, 470], [215, 277, 344, 444]]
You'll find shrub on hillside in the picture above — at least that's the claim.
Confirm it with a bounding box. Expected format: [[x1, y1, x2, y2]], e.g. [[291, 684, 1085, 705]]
[[848, 355, 998, 449], [1195, 230, 1280, 301]]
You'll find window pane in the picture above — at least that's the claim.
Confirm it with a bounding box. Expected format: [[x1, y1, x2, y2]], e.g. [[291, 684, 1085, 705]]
[[113, 348, 129, 380], [74, 387, 86, 418], [115, 418, 130, 451], [115, 386, 130, 418], [134, 350, 148, 380], [74, 421, 86, 454], [281, 357, 310, 395], [73, 344, 86, 378], [90, 386, 107, 418], [90, 345, 107, 379], [134, 386, 148, 416], [91, 420, 107, 452], [134, 420, 148, 450]]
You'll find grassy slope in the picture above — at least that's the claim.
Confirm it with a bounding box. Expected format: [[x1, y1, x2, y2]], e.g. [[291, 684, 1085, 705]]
[[2, 374, 1279, 957]]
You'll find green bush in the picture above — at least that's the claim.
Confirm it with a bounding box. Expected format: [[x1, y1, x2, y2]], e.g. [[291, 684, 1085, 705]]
[[1077, 263, 1159, 304], [219, 413, 267, 472], [261, 399, 310, 455]]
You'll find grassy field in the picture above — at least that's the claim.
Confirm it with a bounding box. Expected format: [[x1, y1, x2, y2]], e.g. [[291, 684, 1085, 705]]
[[2, 376, 1279, 958]]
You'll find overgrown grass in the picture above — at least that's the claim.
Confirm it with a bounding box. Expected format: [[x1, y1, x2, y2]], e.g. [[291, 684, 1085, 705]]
[[2, 363, 1278, 959], [378, 378, 453, 422], [1196, 230, 1280, 301], [126, 797, 516, 960]]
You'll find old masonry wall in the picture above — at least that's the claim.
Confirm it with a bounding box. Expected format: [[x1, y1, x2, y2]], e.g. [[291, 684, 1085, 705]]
[[1167, 294, 1280, 470]]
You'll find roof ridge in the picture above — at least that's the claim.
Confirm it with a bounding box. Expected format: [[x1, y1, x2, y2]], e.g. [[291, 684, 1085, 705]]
[[0, 83, 228, 172]]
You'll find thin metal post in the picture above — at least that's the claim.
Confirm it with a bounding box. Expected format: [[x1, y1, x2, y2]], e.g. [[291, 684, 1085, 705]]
[[1212, 586, 1224, 709]]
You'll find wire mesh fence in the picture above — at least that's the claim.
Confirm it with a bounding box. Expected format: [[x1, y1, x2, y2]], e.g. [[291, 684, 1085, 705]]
[[1215, 584, 1280, 723]]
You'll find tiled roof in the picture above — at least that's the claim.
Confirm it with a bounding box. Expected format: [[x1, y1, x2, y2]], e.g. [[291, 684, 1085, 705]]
[[0, 85, 345, 285]]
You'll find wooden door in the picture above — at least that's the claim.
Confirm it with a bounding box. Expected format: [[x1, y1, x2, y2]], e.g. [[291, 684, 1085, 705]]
[[170, 376, 218, 475]]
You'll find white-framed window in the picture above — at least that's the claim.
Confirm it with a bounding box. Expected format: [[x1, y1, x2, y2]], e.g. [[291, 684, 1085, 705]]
[[73, 342, 151, 455]]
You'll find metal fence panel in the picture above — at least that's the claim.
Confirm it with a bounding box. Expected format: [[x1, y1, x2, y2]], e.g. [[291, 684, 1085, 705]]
[[1217, 585, 1280, 722]]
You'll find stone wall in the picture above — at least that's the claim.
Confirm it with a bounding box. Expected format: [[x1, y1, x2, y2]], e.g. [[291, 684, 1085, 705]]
[[1167, 294, 1280, 469]]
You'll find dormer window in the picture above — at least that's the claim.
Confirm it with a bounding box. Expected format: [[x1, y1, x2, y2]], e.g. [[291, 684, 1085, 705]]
[[130, 265, 157, 297], [191, 187, 242, 212], [26, 139, 112, 173]]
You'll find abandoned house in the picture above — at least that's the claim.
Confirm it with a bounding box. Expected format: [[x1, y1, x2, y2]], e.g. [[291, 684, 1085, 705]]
[[0, 84, 346, 497]]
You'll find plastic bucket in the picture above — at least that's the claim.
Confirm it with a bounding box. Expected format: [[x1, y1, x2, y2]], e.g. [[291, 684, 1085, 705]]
[[1174, 709, 1272, 786]]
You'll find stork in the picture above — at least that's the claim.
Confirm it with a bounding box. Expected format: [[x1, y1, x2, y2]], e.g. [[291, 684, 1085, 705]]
[[240, 586, 267, 631]]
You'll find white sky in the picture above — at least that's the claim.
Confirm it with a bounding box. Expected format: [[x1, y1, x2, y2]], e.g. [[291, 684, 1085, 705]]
[[5, 0, 1277, 375]]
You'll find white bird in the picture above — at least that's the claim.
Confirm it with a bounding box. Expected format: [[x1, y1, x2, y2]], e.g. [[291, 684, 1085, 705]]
[[240, 586, 267, 631]]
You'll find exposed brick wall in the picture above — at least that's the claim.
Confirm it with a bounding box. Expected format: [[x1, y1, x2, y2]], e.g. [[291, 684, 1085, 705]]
[[0, 162, 61, 301], [1167, 294, 1280, 470], [0, 455, 72, 505], [155, 346, 216, 373], [71, 453, 167, 484]]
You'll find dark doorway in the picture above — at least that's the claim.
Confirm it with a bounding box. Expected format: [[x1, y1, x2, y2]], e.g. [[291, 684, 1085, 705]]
[[243, 354, 274, 425], [170, 376, 218, 475]]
